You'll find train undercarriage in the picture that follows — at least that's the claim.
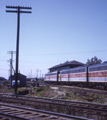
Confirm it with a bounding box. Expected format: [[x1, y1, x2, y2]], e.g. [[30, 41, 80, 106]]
[[45, 81, 107, 90]]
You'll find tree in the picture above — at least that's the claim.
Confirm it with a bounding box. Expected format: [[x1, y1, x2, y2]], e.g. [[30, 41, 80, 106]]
[[86, 56, 102, 66]]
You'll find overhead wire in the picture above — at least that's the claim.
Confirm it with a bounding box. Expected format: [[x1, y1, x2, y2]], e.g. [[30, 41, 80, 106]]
[[19, 50, 107, 56], [0, 55, 10, 58], [0, 59, 7, 61], [0, 68, 8, 71]]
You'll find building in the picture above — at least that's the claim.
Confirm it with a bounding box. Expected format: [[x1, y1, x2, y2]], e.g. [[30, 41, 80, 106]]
[[10, 73, 26, 87], [0, 77, 7, 81], [49, 60, 85, 72]]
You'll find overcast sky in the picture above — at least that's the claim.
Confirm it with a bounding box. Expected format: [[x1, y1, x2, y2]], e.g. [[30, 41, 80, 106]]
[[0, 0, 107, 79]]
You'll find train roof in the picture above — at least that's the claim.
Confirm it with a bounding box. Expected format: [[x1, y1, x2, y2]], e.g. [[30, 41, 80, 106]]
[[89, 62, 107, 68], [45, 71, 57, 75]]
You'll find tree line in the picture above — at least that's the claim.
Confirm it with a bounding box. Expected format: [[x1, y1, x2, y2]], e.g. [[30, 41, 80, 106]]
[[86, 56, 102, 66]]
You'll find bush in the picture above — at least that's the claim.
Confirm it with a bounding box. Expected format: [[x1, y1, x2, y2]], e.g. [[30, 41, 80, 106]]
[[66, 92, 71, 97]]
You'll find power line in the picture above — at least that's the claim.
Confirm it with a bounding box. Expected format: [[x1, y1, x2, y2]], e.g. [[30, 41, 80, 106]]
[[0, 55, 10, 58], [0, 69, 8, 71], [19, 50, 107, 56], [19, 60, 63, 64], [0, 59, 7, 61]]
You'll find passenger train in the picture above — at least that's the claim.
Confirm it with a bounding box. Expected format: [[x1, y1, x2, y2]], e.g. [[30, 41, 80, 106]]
[[45, 62, 107, 90]]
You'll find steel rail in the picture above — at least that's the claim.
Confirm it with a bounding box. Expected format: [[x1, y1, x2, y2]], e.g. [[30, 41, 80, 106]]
[[0, 103, 93, 120], [0, 111, 33, 120], [0, 93, 107, 108], [0, 96, 107, 112]]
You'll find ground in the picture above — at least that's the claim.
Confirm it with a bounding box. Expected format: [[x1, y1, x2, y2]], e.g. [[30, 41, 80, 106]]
[[0, 81, 107, 104]]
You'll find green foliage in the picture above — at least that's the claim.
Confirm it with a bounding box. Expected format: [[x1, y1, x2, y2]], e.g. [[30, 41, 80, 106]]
[[18, 88, 28, 91], [0, 88, 14, 93], [36, 87, 44, 92], [66, 91, 71, 97], [0, 85, 106, 104], [86, 56, 102, 66], [34, 86, 54, 97], [3, 81, 9, 86]]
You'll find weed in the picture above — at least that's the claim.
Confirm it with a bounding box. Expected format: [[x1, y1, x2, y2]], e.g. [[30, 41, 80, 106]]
[[66, 91, 71, 97]]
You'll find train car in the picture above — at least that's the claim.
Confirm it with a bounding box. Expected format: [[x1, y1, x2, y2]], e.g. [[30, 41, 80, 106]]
[[45, 71, 59, 84], [45, 63, 107, 90], [88, 63, 107, 89], [60, 66, 87, 86], [59, 69, 69, 85]]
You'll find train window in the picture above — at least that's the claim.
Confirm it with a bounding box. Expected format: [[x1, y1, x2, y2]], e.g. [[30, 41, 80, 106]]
[[45, 74, 49, 76], [61, 71, 69, 74], [50, 73, 57, 75], [78, 68, 85, 72], [89, 65, 107, 72], [89, 68, 93, 71], [45, 72, 57, 76], [69, 68, 85, 73], [101, 66, 107, 70], [101, 66, 105, 70], [95, 67, 100, 71]]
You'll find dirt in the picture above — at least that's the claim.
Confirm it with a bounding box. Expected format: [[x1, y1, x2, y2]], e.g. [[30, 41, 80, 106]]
[[47, 85, 107, 104], [0, 84, 107, 104]]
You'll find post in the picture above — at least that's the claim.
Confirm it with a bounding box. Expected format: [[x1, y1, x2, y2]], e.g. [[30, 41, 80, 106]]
[[7, 51, 16, 88], [87, 66, 89, 87], [6, 6, 32, 94], [15, 7, 20, 93]]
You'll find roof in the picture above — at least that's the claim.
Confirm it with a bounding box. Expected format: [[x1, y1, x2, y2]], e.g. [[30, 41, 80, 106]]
[[89, 62, 107, 68], [49, 60, 84, 69], [61, 65, 87, 72], [11, 73, 26, 77], [0, 77, 6, 81]]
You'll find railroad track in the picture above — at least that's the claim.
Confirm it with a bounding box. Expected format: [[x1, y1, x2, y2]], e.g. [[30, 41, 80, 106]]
[[0, 103, 92, 120], [0, 93, 107, 120]]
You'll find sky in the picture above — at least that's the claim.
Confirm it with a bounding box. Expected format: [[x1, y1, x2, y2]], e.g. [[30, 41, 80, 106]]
[[0, 0, 107, 79]]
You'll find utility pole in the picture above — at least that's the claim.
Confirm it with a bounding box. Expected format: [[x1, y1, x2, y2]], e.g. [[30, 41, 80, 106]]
[[6, 6, 32, 94], [7, 51, 15, 88], [7, 59, 12, 77], [40, 70, 41, 79], [37, 69, 38, 79], [7, 51, 16, 77], [31, 69, 32, 78]]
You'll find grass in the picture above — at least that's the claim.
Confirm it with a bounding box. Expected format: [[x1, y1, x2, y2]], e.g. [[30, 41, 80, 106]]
[[0, 87, 14, 93], [34, 86, 58, 98], [0, 85, 107, 104], [56, 87, 107, 103]]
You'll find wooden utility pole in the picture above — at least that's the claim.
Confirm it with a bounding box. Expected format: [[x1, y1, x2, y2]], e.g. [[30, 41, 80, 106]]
[[6, 6, 32, 94], [37, 69, 38, 79], [7, 51, 16, 77], [7, 51, 15, 88]]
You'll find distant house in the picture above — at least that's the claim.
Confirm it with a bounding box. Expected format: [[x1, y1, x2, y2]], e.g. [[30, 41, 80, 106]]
[[49, 60, 85, 72], [0, 77, 7, 81], [10, 73, 26, 87]]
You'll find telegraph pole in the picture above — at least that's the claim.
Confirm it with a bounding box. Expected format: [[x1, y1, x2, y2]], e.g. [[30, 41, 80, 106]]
[[40, 70, 41, 79], [7, 51, 15, 88], [37, 69, 38, 79], [7, 51, 16, 76], [6, 6, 32, 94]]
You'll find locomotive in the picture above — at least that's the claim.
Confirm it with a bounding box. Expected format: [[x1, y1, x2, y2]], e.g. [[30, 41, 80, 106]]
[[45, 62, 107, 90]]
